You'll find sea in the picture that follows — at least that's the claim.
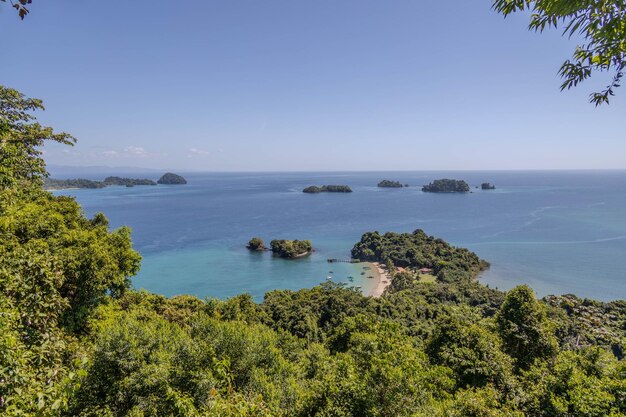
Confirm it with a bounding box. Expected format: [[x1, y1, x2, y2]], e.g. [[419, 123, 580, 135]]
[[51, 171, 626, 302]]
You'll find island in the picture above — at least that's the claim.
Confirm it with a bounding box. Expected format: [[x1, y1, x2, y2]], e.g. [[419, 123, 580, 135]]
[[377, 180, 406, 188], [270, 239, 313, 258], [44, 178, 106, 190], [103, 176, 157, 186], [422, 179, 470, 193], [44, 176, 156, 190], [481, 182, 496, 190], [302, 185, 352, 193], [157, 172, 187, 185], [246, 237, 267, 251], [351, 229, 489, 282]]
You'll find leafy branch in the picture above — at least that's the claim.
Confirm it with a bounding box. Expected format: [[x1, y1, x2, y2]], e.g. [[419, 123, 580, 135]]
[[493, 0, 626, 105]]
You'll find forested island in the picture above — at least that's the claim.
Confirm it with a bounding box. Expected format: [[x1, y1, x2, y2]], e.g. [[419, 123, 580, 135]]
[[377, 180, 406, 188], [481, 182, 496, 190], [270, 239, 313, 258], [44, 178, 107, 189], [246, 237, 267, 251], [422, 179, 470, 193], [103, 176, 157, 186], [157, 172, 187, 184], [44, 176, 157, 190], [3, 86, 626, 417], [44, 174, 186, 190], [352, 229, 489, 282], [303, 185, 352, 193]]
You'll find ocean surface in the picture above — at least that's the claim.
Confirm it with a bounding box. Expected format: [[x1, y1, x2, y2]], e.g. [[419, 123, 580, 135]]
[[52, 171, 626, 301]]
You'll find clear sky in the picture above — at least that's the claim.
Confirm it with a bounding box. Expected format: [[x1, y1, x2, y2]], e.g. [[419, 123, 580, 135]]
[[2, 0, 624, 171]]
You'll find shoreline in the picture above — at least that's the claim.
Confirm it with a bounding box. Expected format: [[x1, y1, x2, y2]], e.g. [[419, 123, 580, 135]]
[[364, 262, 391, 297]]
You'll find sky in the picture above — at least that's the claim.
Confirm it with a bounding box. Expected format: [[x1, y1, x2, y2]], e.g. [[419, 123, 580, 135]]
[[2, 0, 625, 171]]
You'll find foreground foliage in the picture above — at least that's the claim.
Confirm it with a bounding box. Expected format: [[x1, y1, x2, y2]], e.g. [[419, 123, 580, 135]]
[[492, 0, 626, 105], [1, 86, 625, 416]]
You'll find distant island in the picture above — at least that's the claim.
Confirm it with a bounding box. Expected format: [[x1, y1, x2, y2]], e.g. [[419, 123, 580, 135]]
[[44, 178, 106, 190], [303, 185, 352, 193], [422, 179, 470, 193], [377, 180, 407, 188], [44, 176, 156, 190], [481, 182, 496, 190], [246, 237, 267, 251], [270, 239, 313, 258], [157, 173, 187, 185], [103, 176, 157, 186], [44, 173, 186, 190]]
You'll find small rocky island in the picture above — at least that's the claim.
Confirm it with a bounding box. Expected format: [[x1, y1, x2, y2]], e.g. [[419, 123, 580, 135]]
[[157, 172, 187, 185], [481, 182, 496, 190], [377, 180, 407, 188], [246, 237, 267, 251], [422, 179, 470, 193], [303, 185, 352, 193], [270, 239, 313, 259]]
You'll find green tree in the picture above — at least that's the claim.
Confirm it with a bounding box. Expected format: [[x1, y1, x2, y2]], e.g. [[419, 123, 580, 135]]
[[426, 309, 514, 390], [495, 285, 558, 369], [0, 85, 74, 204], [0, 86, 140, 414], [493, 0, 626, 105]]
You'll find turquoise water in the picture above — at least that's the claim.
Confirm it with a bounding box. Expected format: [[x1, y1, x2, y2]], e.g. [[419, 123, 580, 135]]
[[53, 171, 626, 301]]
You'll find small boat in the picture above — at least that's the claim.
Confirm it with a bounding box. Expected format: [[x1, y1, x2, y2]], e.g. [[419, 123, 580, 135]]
[[360, 272, 365, 275], [326, 275, 332, 280], [367, 275, 374, 279], [348, 277, 354, 282]]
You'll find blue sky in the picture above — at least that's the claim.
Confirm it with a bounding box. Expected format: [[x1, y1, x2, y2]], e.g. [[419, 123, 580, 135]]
[[2, 0, 624, 171]]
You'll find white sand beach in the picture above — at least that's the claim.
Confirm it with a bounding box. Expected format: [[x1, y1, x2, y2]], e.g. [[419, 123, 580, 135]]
[[366, 262, 391, 297]]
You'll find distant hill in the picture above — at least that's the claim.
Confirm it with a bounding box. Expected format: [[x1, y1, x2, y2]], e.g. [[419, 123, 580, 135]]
[[157, 173, 187, 184]]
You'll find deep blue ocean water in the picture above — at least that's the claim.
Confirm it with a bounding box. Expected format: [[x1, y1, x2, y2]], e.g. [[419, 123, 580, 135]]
[[53, 171, 626, 301]]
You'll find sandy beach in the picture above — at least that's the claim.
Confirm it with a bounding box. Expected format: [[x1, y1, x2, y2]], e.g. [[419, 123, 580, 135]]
[[365, 262, 391, 297]]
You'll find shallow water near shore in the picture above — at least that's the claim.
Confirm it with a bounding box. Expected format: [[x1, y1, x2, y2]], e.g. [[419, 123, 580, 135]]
[[52, 170, 626, 301]]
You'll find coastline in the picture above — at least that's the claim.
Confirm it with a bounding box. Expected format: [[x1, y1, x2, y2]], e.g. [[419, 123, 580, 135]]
[[364, 262, 391, 297]]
